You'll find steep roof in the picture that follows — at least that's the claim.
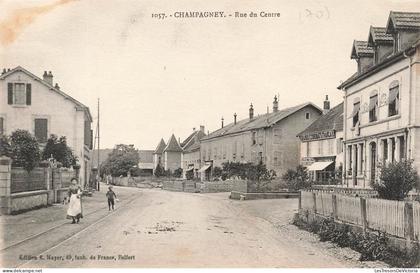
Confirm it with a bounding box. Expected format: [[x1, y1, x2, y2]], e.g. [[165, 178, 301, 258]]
[[0, 66, 92, 121], [386, 11, 420, 33], [351, 40, 374, 59], [153, 139, 166, 154], [164, 134, 183, 152], [202, 102, 322, 141], [368, 26, 394, 46], [297, 103, 344, 137], [183, 130, 206, 152]]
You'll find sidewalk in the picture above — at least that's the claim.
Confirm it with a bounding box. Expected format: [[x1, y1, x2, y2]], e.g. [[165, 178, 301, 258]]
[[0, 183, 141, 249]]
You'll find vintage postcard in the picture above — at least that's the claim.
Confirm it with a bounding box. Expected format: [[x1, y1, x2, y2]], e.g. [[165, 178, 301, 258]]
[[1, 0, 420, 270]]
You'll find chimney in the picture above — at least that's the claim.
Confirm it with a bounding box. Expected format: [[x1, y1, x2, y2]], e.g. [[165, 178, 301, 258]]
[[193, 127, 196, 132], [323, 95, 330, 114], [249, 103, 254, 120], [234, 113, 237, 125], [1, 68, 6, 75], [221, 117, 224, 128], [273, 95, 278, 112], [54, 83, 60, 90], [43, 71, 53, 85], [200, 125, 205, 133]]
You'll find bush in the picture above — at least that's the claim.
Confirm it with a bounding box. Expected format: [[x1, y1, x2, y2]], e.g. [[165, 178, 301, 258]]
[[282, 165, 311, 191], [173, 168, 183, 178], [373, 160, 419, 200], [186, 169, 194, 180], [0, 135, 12, 157], [212, 166, 223, 180], [154, 163, 165, 177], [10, 130, 41, 172], [42, 134, 77, 168]]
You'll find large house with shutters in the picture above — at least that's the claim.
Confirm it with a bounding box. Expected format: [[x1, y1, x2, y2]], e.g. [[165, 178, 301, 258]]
[[199, 98, 322, 180], [338, 11, 420, 188], [181, 126, 206, 179], [0, 66, 93, 186]]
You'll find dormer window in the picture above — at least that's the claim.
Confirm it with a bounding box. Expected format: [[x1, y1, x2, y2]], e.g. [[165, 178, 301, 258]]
[[352, 101, 360, 127], [369, 92, 378, 122], [388, 81, 399, 117], [7, 83, 32, 106]]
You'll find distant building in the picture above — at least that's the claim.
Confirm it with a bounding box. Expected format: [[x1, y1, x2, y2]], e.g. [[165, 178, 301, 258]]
[[298, 97, 344, 184], [199, 98, 322, 180], [153, 138, 166, 174], [0, 66, 93, 186], [338, 11, 420, 188], [181, 126, 206, 179], [163, 134, 183, 172], [138, 150, 154, 175]]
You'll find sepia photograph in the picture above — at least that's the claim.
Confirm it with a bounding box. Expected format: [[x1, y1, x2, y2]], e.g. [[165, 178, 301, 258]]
[[0, 0, 420, 271]]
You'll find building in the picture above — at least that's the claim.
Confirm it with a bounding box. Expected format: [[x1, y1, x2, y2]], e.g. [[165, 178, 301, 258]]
[[138, 150, 154, 175], [199, 97, 322, 180], [181, 126, 206, 179], [297, 97, 344, 184], [0, 66, 93, 186], [163, 134, 183, 172], [152, 138, 166, 174], [338, 11, 420, 188]]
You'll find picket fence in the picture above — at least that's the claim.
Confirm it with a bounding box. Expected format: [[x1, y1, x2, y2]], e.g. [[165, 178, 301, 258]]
[[300, 190, 419, 241]]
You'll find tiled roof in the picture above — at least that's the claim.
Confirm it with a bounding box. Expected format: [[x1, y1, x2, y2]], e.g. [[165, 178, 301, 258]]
[[351, 40, 374, 59], [202, 102, 322, 141], [183, 131, 206, 152], [139, 150, 153, 163], [297, 103, 343, 137], [164, 134, 183, 152], [386, 11, 420, 33], [153, 139, 166, 154], [0, 66, 92, 121], [368, 26, 394, 46]]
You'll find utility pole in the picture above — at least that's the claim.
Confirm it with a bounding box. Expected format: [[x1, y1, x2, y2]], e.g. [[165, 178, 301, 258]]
[[97, 98, 100, 191]]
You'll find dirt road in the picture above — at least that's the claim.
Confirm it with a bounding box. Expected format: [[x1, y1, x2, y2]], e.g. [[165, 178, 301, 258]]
[[1, 187, 382, 268]]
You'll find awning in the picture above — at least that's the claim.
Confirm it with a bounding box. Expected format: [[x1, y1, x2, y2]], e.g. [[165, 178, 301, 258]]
[[186, 166, 194, 172], [307, 161, 334, 171], [198, 164, 211, 173]]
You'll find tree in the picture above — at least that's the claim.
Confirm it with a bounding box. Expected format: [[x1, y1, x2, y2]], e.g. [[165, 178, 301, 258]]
[[100, 144, 139, 177], [154, 163, 165, 177], [282, 165, 311, 191], [173, 168, 183, 178], [10, 130, 41, 172], [0, 135, 12, 158], [373, 160, 419, 200], [42, 134, 77, 168]]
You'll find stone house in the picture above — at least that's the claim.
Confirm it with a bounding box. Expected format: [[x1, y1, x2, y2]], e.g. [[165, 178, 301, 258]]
[[338, 11, 420, 188], [163, 134, 183, 172], [0, 66, 93, 186], [181, 126, 206, 179], [199, 97, 322, 180], [297, 97, 344, 184]]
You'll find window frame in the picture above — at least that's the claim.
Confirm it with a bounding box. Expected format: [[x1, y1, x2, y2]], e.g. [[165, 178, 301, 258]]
[[352, 102, 360, 127], [369, 94, 378, 122]]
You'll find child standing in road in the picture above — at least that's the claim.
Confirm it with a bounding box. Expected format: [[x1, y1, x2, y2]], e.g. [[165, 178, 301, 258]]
[[106, 186, 117, 211]]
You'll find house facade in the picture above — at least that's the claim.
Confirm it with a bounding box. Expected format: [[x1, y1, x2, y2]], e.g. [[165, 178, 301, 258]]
[[138, 150, 154, 175], [181, 126, 206, 179], [163, 134, 183, 172], [199, 98, 322, 180], [0, 66, 93, 186], [338, 11, 420, 188], [298, 98, 344, 184]]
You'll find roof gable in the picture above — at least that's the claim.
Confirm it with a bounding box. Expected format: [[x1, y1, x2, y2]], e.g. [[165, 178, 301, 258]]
[[368, 26, 394, 47], [164, 134, 182, 152], [386, 11, 420, 34], [183, 130, 206, 151], [153, 139, 166, 154], [1, 66, 92, 121], [351, 40, 374, 59], [298, 103, 344, 137]]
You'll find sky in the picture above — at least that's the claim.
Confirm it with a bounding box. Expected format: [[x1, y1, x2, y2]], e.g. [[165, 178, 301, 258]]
[[1, 0, 419, 150]]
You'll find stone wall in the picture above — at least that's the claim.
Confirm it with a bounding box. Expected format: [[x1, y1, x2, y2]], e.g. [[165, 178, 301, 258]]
[[199, 180, 247, 193], [10, 191, 49, 213]]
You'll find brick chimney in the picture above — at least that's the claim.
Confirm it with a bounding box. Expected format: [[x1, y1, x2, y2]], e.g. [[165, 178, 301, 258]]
[[323, 95, 330, 115], [249, 103, 254, 120], [234, 113, 237, 125], [200, 125, 205, 133], [221, 117, 224, 128], [273, 96, 278, 112], [43, 71, 53, 85], [54, 83, 60, 90]]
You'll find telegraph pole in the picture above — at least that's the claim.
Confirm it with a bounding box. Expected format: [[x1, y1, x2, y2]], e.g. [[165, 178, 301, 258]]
[[97, 98, 100, 191]]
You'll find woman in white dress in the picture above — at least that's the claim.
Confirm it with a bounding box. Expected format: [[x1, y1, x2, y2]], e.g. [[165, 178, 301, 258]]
[[67, 178, 83, 224]]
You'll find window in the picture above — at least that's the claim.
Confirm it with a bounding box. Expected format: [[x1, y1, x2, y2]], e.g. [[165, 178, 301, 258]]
[[337, 138, 343, 154], [84, 121, 92, 149], [34, 118, 48, 143], [318, 140, 323, 155], [258, 152, 263, 164], [388, 82, 399, 117], [7, 83, 31, 106], [305, 112, 310, 119], [273, 128, 282, 144], [251, 131, 257, 145], [352, 102, 360, 127], [0, 117, 4, 135], [273, 151, 281, 166], [369, 94, 378, 122]]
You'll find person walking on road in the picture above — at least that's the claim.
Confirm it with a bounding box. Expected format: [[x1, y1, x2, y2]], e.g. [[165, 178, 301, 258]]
[[106, 186, 117, 211], [67, 178, 83, 224]]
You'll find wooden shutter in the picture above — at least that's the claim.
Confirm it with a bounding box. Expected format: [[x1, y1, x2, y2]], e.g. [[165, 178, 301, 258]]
[[0, 117, 3, 135], [34, 119, 48, 142], [7, 83, 13, 104], [26, 84, 31, 105], [84, 121, 91, 147], [90, 129, 93, 150]]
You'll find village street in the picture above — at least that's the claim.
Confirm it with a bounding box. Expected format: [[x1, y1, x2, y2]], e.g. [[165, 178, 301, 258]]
[[0, 184, 385, 268]]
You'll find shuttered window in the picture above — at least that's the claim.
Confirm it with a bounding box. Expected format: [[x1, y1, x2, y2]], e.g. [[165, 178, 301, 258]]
[[7, 83, 31, 105], [84, 121, 91, 147], [34, 119, 48, 143], [0, 117, 4, 135], [14, 83, 26, 105]]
